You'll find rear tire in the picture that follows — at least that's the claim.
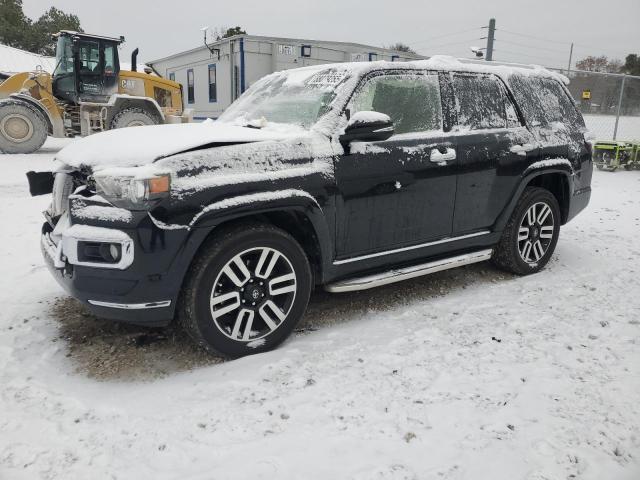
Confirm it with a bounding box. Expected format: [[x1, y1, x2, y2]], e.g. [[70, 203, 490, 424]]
[[110, 107, 158, 129], [178, 223, 313, 358], [492, 187, 561, 275], [0, 100, 48, 154]]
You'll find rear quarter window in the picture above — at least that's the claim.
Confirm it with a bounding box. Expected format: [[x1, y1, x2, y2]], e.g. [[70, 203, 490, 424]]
[[508, 74, 585, 130]]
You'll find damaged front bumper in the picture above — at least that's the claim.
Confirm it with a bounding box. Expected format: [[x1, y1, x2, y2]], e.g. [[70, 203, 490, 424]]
[[40, 195, 206, 327]]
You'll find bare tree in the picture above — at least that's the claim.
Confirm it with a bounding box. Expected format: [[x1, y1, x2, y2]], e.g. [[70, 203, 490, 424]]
[[385, 42, 416, 54], [212, 26, 247, 41], [575, 55, 623, 73]]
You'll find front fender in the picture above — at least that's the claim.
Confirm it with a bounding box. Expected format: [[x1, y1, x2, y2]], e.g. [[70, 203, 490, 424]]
[[188, 189, 333, 281], [494, 160, 574, 232]]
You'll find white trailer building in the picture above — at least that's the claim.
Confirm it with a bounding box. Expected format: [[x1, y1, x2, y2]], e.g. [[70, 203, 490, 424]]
[[148, 35, 424, 119]]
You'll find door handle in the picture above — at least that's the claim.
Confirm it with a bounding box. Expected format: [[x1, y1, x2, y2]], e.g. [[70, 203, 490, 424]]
[[430, 147, 456, 163]]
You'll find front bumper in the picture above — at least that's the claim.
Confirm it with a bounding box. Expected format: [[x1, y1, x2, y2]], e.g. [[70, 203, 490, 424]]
[[40, 211, 208, 327]]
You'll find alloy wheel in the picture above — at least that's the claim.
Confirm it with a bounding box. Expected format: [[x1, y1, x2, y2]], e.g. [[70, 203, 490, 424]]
[[518, 201, 555, 264], [210, 247, 297, 342]]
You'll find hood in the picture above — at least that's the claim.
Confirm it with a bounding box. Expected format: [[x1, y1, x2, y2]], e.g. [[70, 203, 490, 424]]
[[55, 121, 296, 170]]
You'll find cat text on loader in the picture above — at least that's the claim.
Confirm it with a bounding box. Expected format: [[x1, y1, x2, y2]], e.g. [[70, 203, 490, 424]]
[[0, 31, 192, 154]]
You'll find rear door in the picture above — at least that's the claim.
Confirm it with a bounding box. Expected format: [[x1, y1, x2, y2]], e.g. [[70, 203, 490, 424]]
[[447, 72, 538, 234], [334, 71, 456, 258]]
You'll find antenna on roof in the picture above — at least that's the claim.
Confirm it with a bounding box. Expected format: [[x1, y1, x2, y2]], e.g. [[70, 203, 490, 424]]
[[201, 26, 220, 59]]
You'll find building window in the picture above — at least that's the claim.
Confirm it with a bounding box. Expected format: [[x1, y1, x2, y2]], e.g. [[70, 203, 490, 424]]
[[208, 64, 217, 102], [187, 69, 194, 104], [169, 72, 175, 81], [391, 55, 399, 62], [301, 45, 311, 57], [234, 65, 240, 100], [368, 53, 378, 61]]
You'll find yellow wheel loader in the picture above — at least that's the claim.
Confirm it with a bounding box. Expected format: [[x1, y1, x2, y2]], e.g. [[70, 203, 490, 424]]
[[0, 31, 192, 154]]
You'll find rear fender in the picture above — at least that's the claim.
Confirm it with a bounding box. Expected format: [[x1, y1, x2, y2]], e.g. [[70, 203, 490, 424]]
[[494, 161, 574, 232], [107, 94, 165, 123]]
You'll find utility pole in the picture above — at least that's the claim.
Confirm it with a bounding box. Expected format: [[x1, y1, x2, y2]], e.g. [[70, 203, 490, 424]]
[[567, 42, 574, 74], [485, 18, 495, 61]]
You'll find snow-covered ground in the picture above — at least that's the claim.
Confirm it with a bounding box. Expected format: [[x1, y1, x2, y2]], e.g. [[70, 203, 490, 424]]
[[1, 138, 639, 480]]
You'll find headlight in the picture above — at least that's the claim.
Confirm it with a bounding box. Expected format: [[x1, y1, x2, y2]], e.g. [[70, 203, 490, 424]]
[[93, 174, 171, 209]]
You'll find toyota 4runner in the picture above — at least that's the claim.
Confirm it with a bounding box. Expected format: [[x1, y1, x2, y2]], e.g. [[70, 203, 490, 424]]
[[27, 56, 592, 357]]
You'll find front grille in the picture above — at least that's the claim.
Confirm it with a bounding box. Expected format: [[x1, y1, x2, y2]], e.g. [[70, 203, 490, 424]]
[[51, 172, 75, 217]]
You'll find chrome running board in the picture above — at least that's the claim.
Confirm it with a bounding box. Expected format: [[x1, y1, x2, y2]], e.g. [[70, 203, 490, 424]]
[[325, 249, 493, 293]]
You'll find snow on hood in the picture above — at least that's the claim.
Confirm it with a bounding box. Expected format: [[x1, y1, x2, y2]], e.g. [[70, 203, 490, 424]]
[[55, 121, 297, 170]]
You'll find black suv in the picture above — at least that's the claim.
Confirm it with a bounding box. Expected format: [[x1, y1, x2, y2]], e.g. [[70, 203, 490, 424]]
[[28, 57, 592, 357]]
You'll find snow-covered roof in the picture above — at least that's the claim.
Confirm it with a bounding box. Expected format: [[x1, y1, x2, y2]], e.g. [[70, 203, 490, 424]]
[[265, 55, 568, 85], [0, 43, 55, 76]]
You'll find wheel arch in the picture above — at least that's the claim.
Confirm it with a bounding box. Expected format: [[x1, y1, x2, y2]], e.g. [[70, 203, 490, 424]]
[[6, 94, 63, 136], [185, 193, 332, 285], [106, 94, 165, 126], [495, 166, 573, 232]]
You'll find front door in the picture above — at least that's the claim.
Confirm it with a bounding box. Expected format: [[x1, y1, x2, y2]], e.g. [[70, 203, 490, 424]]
[[76, 39, 103, 99], [334, 71, 457, 259]]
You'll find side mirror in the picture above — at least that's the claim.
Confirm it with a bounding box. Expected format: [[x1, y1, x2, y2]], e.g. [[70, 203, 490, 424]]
[[340, 111, 394, 146]]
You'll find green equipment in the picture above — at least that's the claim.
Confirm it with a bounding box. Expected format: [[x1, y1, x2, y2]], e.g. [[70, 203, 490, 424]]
[[593, 141, 640, 171]]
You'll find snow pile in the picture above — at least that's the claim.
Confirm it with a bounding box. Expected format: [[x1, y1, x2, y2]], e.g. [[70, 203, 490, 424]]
[[0, 43, 55, 76]]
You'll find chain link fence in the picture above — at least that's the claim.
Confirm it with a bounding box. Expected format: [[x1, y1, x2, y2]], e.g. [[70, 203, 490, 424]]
[[550, 68, 640, 142]]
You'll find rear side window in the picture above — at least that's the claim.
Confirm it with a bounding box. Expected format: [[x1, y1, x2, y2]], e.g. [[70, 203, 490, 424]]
[[452, 74, 510, 130], [508, 74, 584, 129], [537, 78, 585, 128], [349, 73, 442, 134]]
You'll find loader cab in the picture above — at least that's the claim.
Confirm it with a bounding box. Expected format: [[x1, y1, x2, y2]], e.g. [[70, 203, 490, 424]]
[[52, 32, 123, 104]]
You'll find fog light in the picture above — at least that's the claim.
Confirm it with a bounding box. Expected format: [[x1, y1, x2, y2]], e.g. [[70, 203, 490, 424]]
[[109, 244, 120, 261], [98, 243, 121, 263]]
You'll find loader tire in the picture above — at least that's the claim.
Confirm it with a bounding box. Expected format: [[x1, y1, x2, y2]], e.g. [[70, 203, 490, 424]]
[[0, 100, 48, 154], [110, 108, 159, 129]]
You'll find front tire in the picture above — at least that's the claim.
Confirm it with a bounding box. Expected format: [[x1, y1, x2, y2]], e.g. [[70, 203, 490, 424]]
[[492, 187, 561, 275], [110, 107, 158, 129], [178, 224, 313, 358], [0, 100, 48, 154]]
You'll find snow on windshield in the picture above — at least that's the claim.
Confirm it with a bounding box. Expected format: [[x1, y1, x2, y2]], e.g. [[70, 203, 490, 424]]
[[218, 67, 351, 129]]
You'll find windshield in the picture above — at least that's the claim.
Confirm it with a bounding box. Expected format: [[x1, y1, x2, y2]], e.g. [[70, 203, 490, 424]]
[[219, 67, 350, 129], [53, 36, 74, 77]]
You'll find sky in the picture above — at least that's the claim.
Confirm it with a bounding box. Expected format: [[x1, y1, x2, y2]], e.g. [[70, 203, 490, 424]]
[[22, 0, 640, 69]]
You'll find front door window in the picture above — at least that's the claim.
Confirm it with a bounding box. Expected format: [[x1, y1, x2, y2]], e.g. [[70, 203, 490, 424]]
[[348, 73, 443, 135]]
